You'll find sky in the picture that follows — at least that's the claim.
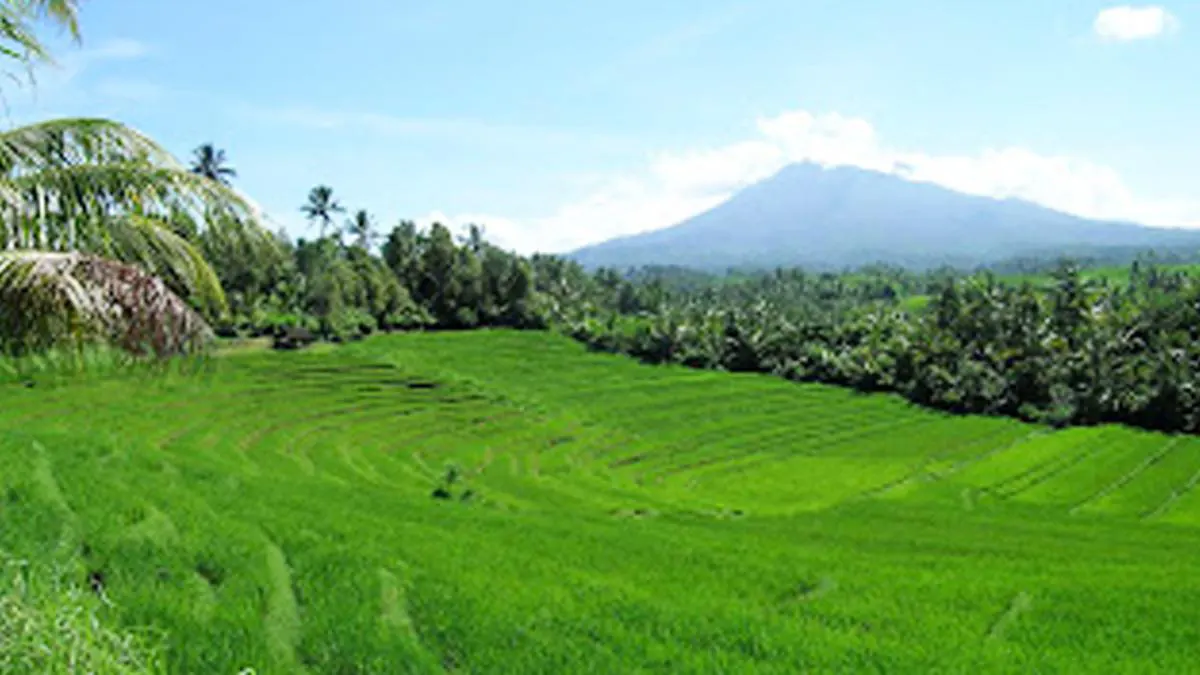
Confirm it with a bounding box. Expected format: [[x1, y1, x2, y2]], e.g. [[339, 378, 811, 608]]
[[9, 0, 1198, 253]]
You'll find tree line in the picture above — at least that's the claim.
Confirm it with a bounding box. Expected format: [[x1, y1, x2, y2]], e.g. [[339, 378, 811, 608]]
[[195, 175, 545, 341], [559, 261, 1200, 434]]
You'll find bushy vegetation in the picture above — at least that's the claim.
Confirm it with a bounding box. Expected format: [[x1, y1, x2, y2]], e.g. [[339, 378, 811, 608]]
[[1, 331, 1198, 672], [556, 260, 1200, 435]]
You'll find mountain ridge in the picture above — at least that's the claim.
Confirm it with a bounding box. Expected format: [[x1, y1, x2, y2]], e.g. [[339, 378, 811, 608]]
[[569, 162, 1200, 270]]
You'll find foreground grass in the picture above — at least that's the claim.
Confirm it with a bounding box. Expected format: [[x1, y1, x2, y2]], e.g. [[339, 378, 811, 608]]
[[0, 330, 1197, 672], [0, 556, 164, 674]]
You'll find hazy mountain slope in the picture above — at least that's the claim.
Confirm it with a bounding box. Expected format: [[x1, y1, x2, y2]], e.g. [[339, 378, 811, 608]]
[[570, 163, 1200, 270]]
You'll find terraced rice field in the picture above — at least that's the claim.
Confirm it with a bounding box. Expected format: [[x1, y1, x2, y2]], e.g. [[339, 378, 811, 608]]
[[1, 330, 1198, 673]]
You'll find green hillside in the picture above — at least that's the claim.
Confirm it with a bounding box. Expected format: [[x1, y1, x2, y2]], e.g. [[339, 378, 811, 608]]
[[3, 331, 1199, 673]]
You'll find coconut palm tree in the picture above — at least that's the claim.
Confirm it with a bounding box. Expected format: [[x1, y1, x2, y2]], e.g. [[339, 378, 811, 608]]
[[0, 118, 269, 355], [345, 209, 376, 250], [190, 143, 237, 185], [0, 2, 271, 356], [300, 185, 343, 240]]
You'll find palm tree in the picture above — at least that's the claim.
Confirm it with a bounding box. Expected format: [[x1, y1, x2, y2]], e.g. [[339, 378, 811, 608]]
[[190, 143, 236, 185], [345, 209, 376, 250], [300, 185, 344, 239], [0, 3, 271, 356], [0, 118, 269, 355]]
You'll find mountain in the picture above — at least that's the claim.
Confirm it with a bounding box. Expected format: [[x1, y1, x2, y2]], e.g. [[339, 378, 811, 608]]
[[569, 162, 1200, 270]]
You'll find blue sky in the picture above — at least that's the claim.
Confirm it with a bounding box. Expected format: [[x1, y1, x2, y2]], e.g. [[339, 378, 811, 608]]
[[10, 1, 1197, 252]]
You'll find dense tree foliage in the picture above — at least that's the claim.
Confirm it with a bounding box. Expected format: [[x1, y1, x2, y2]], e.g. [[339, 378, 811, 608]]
[[210, 212, 545, 341], [560, 260, 1200, 434]]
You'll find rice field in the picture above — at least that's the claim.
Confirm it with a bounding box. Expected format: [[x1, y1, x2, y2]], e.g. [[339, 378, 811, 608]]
[[1, 330, 1198, 673], [1002, 263, 1200, 288]]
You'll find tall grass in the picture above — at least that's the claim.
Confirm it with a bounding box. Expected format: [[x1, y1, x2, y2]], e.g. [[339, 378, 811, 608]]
[[1, 331, 1199, 671], [0, 556, 165, 675], [0, 345, 215, 388]]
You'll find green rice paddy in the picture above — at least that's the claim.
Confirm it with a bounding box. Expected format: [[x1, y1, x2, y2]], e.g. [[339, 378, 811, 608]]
[[1, 331, 1198, 673]]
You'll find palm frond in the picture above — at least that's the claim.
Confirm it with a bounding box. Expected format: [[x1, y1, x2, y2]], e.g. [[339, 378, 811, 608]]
[[102, 215, 227, 313], [1, 159, 272, 292], [6, 160, 257, 224], [0, 0, 78, 104], [21, 0, 80, 40], [0, 118, 175, 175], [0, 250, 212, 357]]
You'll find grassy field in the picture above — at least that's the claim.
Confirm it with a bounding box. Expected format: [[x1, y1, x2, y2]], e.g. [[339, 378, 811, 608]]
[[1, 331, 1198, 673]]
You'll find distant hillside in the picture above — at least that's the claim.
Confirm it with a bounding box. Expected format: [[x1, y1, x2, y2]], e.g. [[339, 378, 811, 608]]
[[570, 162, 1200, 270]]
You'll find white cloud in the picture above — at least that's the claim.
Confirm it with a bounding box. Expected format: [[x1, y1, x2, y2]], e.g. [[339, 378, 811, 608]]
[[421, 109, 1200, 255], [417, 176, 738, 254], [650, 141, 785, 197], [1093, 6, 1179, 41]]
